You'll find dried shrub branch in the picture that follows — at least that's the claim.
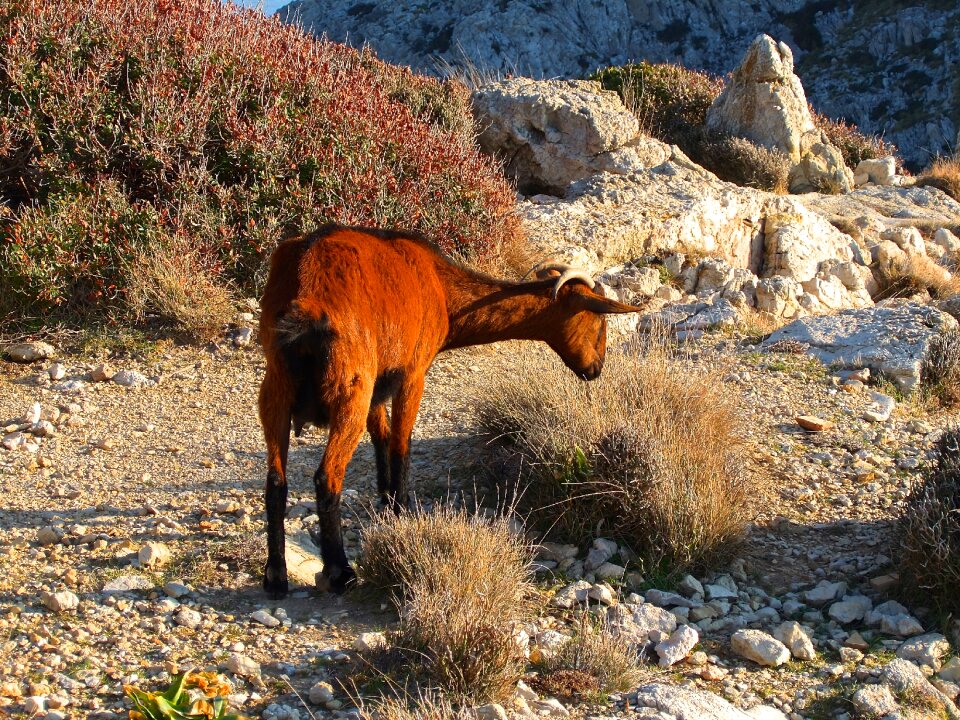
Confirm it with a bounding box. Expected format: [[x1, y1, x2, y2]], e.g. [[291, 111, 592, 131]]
[[897, 428, 960, 616]]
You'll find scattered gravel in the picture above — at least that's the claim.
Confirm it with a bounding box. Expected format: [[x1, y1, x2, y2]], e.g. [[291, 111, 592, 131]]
[[1, 329, 959, 719]]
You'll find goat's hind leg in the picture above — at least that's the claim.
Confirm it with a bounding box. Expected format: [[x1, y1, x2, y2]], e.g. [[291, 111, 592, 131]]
[[367, 404, 391, 506], [259, 368, 293, 598], [387, 375, 425, 513], [314, 393, 368, 593]]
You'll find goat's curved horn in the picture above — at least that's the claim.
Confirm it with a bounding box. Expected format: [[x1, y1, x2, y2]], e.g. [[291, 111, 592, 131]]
[[522, 260, 570, 281], [552, 268, 595, 299]]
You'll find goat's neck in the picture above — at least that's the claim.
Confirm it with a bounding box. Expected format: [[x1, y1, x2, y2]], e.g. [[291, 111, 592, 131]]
[[442, 274, 556, 350]]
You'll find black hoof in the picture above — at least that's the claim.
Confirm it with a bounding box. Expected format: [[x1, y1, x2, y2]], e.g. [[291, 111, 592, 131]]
[[320, 564, 357, 595], [263, 564, 289, 598]]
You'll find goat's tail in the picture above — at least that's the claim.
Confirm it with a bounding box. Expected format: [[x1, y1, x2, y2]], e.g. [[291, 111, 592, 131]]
[[274, 307, 334, 434]]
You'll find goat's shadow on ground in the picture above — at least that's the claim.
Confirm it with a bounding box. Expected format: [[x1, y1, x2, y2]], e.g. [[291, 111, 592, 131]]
[[741, 515, 898, 597]]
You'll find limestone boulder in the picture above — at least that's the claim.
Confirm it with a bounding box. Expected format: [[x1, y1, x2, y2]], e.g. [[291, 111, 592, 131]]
[[755, 276, 803, 319], [519, 154, 766, 268], [706, 35, 814, 163], [606, 602, 677, 647], [788, 130, 854, 194], [707, 35, 852, 195], [855, 156, 898, 187], [472, 78, 668, 195], [631, 683, 784, 720], [761, 197, 857, 281], [763, 301, 959, 393]]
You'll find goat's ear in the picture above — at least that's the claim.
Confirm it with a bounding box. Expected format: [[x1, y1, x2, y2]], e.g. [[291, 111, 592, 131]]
[[574, 292, 644, 314]]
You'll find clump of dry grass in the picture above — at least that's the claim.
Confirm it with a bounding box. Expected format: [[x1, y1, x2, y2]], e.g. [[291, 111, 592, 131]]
[[125, 233, 236, 339], [875, 253, 960, 300], [478, 342, 761, 576], [698, 134, 792, 193], [358, 505, 534, 703], [922, 330, 960, 407], [357, 694, 471, 720], [168, 531, 266, 588], [897, 427, 960, 616], [532, 614, 642, 701], [916, 155, 960, 203], [739, 307, 788, 343]]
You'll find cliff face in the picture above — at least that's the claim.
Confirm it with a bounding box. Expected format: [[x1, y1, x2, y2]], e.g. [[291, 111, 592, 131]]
[[278, 0, 959, 169]]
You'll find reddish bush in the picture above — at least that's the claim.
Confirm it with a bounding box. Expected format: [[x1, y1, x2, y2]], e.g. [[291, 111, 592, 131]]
[[0, 0, 520, 323], [811, 110, 901, 171]]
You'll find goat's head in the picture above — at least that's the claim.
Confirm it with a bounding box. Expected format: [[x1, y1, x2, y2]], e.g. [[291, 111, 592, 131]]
[[524, 262, 643, 381]]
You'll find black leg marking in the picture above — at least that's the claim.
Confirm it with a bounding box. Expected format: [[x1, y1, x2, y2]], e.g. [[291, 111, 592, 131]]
[[373, 436, 390, 499], [263, 470, 289, 598], [388, 451, 411, 514], [314, 470, 355, 594]]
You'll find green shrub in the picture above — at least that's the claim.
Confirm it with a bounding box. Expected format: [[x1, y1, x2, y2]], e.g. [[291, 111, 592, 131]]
[[532, 613, 642, 701], [0, 0, 520, 327], [897, 427, 960, 616], [593, 62, 721, 151], [477, 344, 762, 577]]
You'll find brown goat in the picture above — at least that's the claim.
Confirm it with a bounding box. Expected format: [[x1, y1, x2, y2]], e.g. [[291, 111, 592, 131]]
[[258, 224, 641, 596]]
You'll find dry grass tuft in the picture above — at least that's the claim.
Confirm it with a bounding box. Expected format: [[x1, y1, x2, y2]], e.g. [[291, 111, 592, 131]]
[[739, 307, 788, 343], [916, 155, 960, 203], [356, 694, 471, 720], [532, 614, 643, 701], [169, 531, 266, 588], [125, 234, 236, 339], [695, 132, 791, 193], [478, 343, 762, 577], [358, 505, 534, 703], [921, 330, 960, 407], [875, 253, 960, 300], [897, 427, 960, 616]]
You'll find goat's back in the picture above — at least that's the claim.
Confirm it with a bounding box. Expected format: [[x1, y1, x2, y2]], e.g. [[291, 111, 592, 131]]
[[260, 225, 450, 370]]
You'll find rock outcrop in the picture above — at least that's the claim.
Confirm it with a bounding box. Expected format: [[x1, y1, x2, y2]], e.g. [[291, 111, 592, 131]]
[[471, 78, 667, 195], [706, 36, 813, 163], [472, 77, 960, 326], [706, 35, 852, 194], [279, 0, 960, 169]]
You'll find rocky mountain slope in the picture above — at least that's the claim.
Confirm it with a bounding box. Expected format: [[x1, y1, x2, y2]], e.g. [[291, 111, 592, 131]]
[[277, 0, 959, 169]]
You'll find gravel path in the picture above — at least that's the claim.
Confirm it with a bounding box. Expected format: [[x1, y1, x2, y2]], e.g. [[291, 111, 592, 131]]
[[0, 331, 956, 719]]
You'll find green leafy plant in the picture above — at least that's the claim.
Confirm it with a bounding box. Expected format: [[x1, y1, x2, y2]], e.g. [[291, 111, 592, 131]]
[[124, 670, 248, 720]]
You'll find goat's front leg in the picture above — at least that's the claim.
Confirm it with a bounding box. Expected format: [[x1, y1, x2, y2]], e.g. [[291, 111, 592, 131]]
[[314, 400, 367, 593], [388, 375, 425, 513], [259, 368, 293, 598]]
